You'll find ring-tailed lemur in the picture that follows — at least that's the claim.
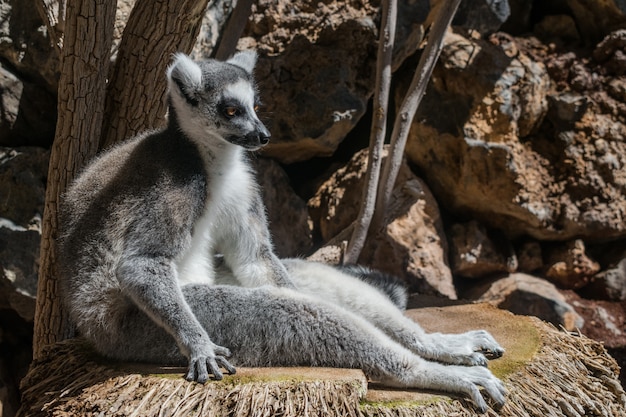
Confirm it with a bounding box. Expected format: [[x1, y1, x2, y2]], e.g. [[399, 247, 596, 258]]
[[58, 51, 506, 413]]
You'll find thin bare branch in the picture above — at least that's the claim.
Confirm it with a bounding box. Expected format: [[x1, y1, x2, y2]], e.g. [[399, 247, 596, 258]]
[[36, 0, 66, 51], [214, 0, 254, 60], [343, 0, 397, 264], [373, 0, 462, 231]]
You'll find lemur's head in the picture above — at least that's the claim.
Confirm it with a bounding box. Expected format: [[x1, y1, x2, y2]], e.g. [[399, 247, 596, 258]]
[[166, 51, 270, 151]]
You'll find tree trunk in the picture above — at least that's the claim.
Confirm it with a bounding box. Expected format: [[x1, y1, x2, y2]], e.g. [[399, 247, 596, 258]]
[[33, 0, 117, 360], [34, 0, 212, 359], [99, 0, 210, 150]]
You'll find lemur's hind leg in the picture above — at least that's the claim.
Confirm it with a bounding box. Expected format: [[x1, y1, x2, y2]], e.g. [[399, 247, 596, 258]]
[[281, 259, 504, 367], [184, 285, 506, 413]]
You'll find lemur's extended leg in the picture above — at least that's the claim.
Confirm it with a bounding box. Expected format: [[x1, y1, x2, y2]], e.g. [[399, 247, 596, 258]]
[[191, 285, 505, 413], [281, 259, 505, 367], [106, 284, 505, 413]]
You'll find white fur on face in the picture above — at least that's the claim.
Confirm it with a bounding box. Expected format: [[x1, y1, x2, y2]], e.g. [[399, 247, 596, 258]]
[[223, 79, 256, 110]]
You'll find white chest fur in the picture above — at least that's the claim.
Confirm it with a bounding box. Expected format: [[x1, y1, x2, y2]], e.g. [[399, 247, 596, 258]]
[[175, 145, 254, 286]]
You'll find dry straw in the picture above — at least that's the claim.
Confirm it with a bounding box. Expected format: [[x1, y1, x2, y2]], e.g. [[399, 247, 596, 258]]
[[18, 316, 626, 417]]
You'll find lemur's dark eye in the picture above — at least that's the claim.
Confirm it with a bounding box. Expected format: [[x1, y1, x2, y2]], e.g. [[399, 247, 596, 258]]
[[224, 106, 240, 118]]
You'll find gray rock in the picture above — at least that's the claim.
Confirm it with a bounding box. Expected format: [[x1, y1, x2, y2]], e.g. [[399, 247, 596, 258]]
[[0, 231, 38, 322], [449, 220, 517, 279], [402, 30, 626, 241], [0, 0, 59, 94], [243, 0, 429, 163], [585, 254, 626, 301], [0, 67, 22, 146], [309, 147, 455, 299], [452, 0, 511, 35], [0, 147, 47, 322], [467, 273, 584, 331], [0, 147, 48, 227]]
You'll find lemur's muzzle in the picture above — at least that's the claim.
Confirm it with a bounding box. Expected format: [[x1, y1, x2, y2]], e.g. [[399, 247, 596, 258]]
[[245, 130, 270, 146], [253, 121, 271, 146]]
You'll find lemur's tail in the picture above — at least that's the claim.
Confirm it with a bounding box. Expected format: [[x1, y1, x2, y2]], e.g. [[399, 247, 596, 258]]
[[335, 264, 408, 311]]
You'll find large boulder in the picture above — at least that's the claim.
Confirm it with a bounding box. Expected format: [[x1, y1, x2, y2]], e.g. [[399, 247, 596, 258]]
[[403, 30, 626, 241], [309, 147, 455, 298], [465, 273, 585, 331], [244, 0, 429, 163]]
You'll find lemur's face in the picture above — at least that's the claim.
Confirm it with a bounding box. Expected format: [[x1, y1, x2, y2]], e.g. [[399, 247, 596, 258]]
[[167, 51, 271, 151]]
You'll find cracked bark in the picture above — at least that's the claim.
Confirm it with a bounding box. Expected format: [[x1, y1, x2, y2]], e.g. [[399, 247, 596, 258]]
[[34, 0, 116, 359], [34, 0, 212, 359], [99, 0, 210, 150]]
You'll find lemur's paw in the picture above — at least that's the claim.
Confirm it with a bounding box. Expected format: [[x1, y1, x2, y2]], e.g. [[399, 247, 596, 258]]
[[462, 366, 506, 413], [425, 330, 504, 366], [185, 344, 236, 383], [455, 365, 507, 413], [465, 329, 505, 360]]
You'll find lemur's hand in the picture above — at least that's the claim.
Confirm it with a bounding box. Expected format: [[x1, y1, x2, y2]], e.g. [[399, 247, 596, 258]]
[[185, 343, 236, 383], [423, 330, 505, 367]]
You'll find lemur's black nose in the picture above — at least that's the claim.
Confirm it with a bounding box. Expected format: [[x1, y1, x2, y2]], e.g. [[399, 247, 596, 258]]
[[257, 122, 271, 145]]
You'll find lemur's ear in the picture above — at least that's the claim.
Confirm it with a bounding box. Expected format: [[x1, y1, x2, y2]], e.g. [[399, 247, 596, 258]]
[[167, 53, 203, 105], [227, 50, 257, 74]]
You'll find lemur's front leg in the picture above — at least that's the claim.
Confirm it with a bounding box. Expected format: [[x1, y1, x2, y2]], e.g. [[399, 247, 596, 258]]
[[117, 255, 236, 382], [219, 193, 296, 288]]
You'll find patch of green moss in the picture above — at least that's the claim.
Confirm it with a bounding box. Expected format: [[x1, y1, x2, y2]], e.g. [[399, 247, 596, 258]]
[[149, 372, 184, 380], [489, 318, 542, 380], [359, 396, 452, 410]]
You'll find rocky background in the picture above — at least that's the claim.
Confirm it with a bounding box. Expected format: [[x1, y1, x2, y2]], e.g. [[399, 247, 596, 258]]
[[2, 0, 626, 414]]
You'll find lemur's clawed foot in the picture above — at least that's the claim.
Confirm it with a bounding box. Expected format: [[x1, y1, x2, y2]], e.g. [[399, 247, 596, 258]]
[[466, 329, 505, 361], [422, 330, 504, 367], [397, 360, 507, 414], [454, 365, 507, 413], [185, 344, 236, 383]]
